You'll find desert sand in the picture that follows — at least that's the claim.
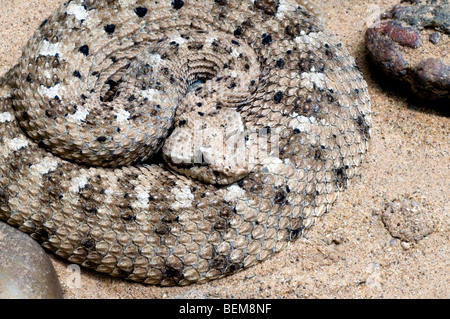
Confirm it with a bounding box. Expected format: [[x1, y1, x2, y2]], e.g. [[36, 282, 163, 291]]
[[0, 0, 448, 299]]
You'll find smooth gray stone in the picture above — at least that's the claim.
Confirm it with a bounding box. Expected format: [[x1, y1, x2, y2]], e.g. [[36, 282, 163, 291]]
[[0, 222, 63, 299]]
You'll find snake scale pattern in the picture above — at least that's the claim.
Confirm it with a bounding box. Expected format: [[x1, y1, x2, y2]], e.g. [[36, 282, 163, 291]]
[[0, 0, 371, 286]]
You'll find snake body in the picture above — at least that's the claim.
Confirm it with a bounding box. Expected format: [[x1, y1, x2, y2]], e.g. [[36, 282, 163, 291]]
[[0, 0, 371, 286]]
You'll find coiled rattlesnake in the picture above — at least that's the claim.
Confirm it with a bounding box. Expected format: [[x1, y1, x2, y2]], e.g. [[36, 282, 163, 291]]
[[0, 0, 371, 286]]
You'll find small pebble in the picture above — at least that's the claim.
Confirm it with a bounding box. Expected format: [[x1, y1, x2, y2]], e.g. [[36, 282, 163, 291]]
[[381, 194, 435, 243], [429, 32, 440, 44], [0, 222, 63, 299], [389, 238, 398, 246]]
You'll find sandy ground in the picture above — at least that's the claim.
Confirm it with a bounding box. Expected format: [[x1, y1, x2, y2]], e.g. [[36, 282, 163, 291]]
[[0, 0, 448, 299]]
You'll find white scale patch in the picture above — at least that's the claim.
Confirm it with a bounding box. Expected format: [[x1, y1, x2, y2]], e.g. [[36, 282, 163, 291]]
[[170, 36, 186, 46], [223, 184, 246, 202], [132, 189, 150, 209], [262, 157, 294, 188], [276, 0, 297, 20], [114, 109, 130, 123], [8, 137, 29, 152], [67, 105, 89, 124], [170, 187, 194, 211], [118, 0, 137, 7], [148, 54, 162, 67], [38, 83, 62, 100], [301, 71, 327, 90], [141, 88, 161, 100], [206, 36, 218, 47], [69, 174, 89, 193], [294, 34, 309, 45], [1, 137, 29, 159], [231, 48, 241, 58], [0, 112, 13, 123], [29, 157, 59, 176], [137, 191, 150, 206], [66, 3, 88, 21], [262, 157, 284, 174], [289, 112, 317, 133], [38, 39, 62, 57]]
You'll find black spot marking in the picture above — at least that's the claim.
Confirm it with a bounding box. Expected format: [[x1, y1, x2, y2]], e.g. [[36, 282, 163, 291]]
[[254, 0, 280, 15], [262, 33, 273, 45], [81, 238, 94, 248], [104, 24, 116, 34], [171, 0, 184, 10], [45, 109, 55, 118], [97, 136, 107, 142], [290, 226, 305, 240], [298, 58, 307, 72], [335, 167, 348, 189], [179, 119, 187, 126], [35, 228, 49, 242], [274, 91, 283, 103], [164, 267, 181, 279], [227, 82, 237, 89], [212, 255, 227, 270], [134, 7, 148, 17], [78, 45, 89, 56], [188, 43, 204, 50], [155, 224, 170, 235], [73, 70, 81, 78], [215, 0, 228, 5], [233, 27, 243, 37], [314, 147, 323, 160], [121, 213, 135, 222], [355, 115, 370, 137], [213, 218, 227, 231], [40, 19, 48, 28], [274, 189, 288, 205], [276, 58, 285, 68]]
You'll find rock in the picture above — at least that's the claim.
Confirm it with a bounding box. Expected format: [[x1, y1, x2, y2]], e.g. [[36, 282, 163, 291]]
[[429, 32, 440, 44], [365, 0, 449, 100], [0, 222, 63, 299], [381, 194, 435, 243]]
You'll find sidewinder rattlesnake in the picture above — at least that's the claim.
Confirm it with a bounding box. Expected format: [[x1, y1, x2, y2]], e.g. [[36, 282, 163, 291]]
[[0, 0, 371, 286]]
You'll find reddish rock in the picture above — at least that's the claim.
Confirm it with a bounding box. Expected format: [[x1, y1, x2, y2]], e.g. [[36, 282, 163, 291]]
[[365, 0, 449, 100]]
